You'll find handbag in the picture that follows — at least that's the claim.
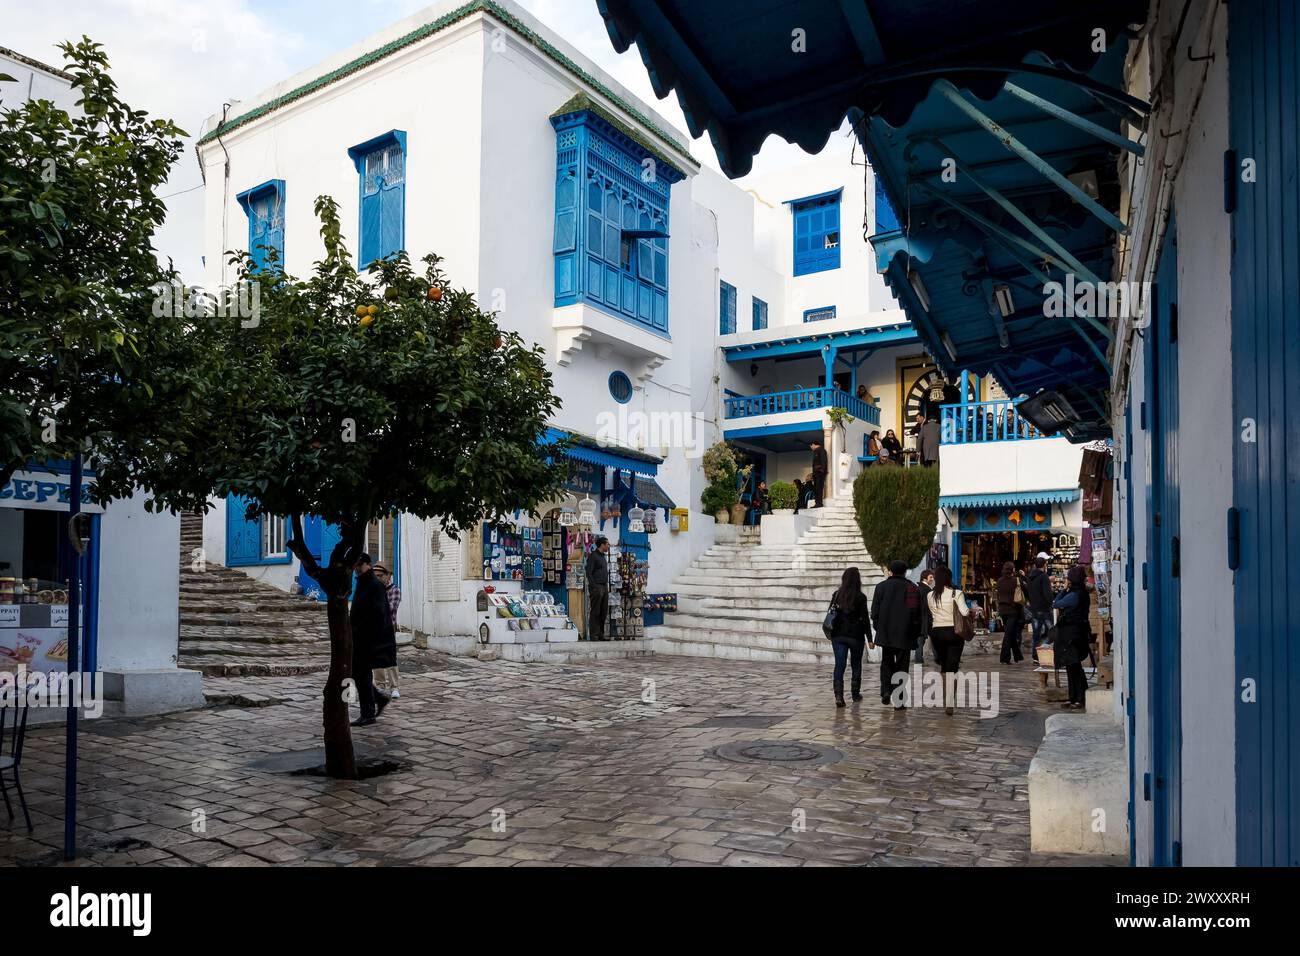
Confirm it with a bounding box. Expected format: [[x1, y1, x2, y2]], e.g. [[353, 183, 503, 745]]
[[822, 595, 838, 640], [952, 592, 975, 641]]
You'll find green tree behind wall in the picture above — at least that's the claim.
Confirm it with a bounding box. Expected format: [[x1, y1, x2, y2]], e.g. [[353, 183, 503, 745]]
[[852, 466, 940, 571]]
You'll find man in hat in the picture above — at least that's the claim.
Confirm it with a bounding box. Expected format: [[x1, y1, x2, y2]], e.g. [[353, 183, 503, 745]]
[[1022, 552, 1055, 662], [349, 553, 395, 726]]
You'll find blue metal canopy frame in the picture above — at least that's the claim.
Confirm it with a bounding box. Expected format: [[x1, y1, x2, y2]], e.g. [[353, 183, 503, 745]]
[[595, 0, 1150, 440]]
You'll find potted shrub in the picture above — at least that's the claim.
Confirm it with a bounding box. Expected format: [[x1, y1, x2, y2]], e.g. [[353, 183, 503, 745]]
[[768, 480, 798, 514], [701, 481, 737, 523], [730, 463, 753, 525]]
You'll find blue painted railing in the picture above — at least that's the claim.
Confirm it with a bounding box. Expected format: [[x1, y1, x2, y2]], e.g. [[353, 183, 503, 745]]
[[724, 387, 881, 426], [940, 399, 1046, 444]]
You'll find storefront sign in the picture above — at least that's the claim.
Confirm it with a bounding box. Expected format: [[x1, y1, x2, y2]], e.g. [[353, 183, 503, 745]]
[[0, 471, 104, 513], [0, 604, 69, 672]]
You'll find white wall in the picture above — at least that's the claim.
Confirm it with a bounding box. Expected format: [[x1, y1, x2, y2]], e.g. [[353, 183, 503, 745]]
[[939, 438, 1085, 498], [96, 496, 180, 671]]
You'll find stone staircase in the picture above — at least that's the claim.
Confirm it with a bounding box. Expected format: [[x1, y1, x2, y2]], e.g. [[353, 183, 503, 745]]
[[178, 512, 332, 677], [651, 499, 886, 664]]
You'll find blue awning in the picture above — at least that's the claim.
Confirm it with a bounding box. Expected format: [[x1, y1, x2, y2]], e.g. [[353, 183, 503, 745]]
[[941, 489, 1080, 509], [596, 0, 1150, 441], [542, 427, 660, 476], [620, 473, 676, 510]]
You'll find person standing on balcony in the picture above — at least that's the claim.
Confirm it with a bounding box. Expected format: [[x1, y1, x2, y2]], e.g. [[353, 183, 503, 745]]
[[871, 560, 922, 708], [926, 565, 973, 716], [827, 566, 872, 708], [919, 415, 941, 466], [809, 440, 828, 508], [995, 561, 1025, 664]]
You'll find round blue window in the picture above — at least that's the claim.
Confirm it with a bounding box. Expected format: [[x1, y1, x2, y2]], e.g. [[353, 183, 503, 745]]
[[608, 370, 633, 404]]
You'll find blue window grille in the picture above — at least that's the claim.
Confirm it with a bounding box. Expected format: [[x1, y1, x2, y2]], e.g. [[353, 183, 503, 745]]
[[752, 296, 768, 330], [803, 305, 836, 323], [788, 189, 842, 276], [720, 280, 737, 334], [348, 130, 406, 267], [551, 102, 684, 335], [236, 180, 285, 272], [608, 370, 633, 403]]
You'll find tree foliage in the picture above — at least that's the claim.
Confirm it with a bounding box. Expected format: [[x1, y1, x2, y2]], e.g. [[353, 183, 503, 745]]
[[0, 39, 186, 485], [852, 465, 940, 571]]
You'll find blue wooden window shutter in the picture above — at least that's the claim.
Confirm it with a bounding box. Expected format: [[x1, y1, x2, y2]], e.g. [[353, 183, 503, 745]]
[[788, 189, 842, 276], [349, 131, 407, 267], [236, 180, 285, 271], [720, 281, 737, 334]]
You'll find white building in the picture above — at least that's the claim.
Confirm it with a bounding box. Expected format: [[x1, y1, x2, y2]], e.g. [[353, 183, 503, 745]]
[[1, 47, 200, 717]]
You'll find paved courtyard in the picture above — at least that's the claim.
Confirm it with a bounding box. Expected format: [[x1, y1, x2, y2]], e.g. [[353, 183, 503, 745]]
[[1, 649, 1090, 867]]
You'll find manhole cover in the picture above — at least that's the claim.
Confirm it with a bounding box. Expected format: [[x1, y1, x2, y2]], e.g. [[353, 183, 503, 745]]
[[695, 715, 790, 729], [712, 739, 843, 766]]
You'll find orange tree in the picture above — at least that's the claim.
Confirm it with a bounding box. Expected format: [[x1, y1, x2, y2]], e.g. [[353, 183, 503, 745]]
[[132, 198, 565, 778]]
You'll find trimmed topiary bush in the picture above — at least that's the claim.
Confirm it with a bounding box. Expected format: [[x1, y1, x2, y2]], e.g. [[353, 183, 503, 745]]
[[852, 465, 940, 572], [768, 480, 798, 511]]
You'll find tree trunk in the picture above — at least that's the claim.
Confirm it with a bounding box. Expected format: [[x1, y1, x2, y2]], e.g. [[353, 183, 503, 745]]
[[322, 568, 357, 780]]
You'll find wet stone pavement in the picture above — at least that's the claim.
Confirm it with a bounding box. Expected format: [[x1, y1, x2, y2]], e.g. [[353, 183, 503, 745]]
[[0, 651, 1095, 867]]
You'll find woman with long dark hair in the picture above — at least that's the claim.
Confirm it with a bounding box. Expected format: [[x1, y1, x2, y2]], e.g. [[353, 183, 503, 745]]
[[881, 429, 904, 459], [995, 560, 1025, 664], [925, 565, 972, 715], [827, 566, 872, 708], [1052, 565, 1093, 709]]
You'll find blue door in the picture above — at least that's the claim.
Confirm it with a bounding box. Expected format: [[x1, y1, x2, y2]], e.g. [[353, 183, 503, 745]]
[[226, 494, 262, 567], [1123, 403, 1137, 867], [1229, 0, 1300, 866], [295, 516, 324, 598], [1145, 217, 1181, 866]]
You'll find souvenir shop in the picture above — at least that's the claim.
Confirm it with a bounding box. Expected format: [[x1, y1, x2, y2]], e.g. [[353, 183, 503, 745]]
[[477, 430, 678, 643], [0, 462, 100, 678], [1078, 441, 1115, 652], [943, 490, 1083, 623]]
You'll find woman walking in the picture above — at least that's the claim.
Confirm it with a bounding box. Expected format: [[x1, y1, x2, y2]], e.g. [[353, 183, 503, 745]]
[[995, 561, 1025, 663], [1053, 565, 1093, 709], [827, 567, 872, 708], [926, 565, 972, 715]]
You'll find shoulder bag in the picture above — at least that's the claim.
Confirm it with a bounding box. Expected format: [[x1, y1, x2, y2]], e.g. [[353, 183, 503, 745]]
[[953, 592, 975, 641], [822, 594, 838, 640]]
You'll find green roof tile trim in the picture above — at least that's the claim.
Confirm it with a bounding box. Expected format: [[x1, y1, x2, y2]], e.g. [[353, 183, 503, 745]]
[[550, 92, 686, 177], [197, 0, 697, 171]]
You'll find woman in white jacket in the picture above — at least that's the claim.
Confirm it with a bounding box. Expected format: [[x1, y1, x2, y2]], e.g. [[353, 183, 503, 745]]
[[926, 565, 973, 715]]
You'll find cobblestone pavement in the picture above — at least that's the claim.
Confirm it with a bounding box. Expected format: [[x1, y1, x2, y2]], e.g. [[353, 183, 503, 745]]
[[0, 650, 1102, 867]]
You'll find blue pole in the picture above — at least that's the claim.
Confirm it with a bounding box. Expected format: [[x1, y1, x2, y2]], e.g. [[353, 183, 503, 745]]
[[64, 453, 81, 861]]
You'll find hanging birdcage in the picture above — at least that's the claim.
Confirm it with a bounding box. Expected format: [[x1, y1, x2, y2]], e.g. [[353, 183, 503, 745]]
[[578, 496, 597, 526], [628, 504, 645, 533]]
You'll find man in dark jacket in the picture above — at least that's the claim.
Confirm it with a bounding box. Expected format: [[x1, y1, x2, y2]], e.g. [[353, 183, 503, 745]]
[[871, 560, 922, 708], [349, 553, 395, 726], [585, 536, 611, 641], [915, 568, 935, 664], [809, 439, 828, 508], [1022, 553, 1055, 662]]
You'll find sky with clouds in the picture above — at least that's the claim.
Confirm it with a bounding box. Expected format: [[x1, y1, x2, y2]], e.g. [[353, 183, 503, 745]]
[[5, 0, 850, 280]]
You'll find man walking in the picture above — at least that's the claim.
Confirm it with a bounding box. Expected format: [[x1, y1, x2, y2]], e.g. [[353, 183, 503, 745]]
[[1023, 553, 1055, 662], [372, 563, 401, 699], [810, 439, 828, 508], [871, 559, 922, 708], [915, 568, 935, 663], [349, 553, 395, 727], [585, 536, 611, 641]]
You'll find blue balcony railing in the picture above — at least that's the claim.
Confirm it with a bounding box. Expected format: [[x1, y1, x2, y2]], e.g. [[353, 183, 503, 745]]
[[940, 399, 1046, 444], [724, 387, 881, 426]]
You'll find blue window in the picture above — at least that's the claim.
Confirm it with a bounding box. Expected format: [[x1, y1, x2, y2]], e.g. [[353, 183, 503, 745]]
[[608, 370, 633, 403], [551, 102, 684, 335], [720, 281, 737, 334], [803, 305, 836, 323], [348, 130, 406, 267], [236, 180, 285, 272], [788, 189, 842, 276], [752, 296, 768, 331]]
